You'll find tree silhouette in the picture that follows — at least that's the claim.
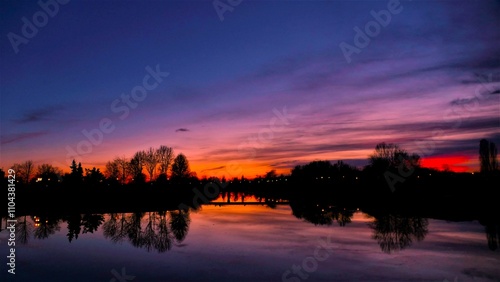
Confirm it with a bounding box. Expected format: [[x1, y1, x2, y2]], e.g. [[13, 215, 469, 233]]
[[16, 216, 32, 244], [81, 214, 104, 234], [369, 142, 420, 171], [129, 151, 146, 184], [103, 213, 129, 243], [265, 169, 277, 179], [171, 153, 191, 181], [156, 145, 174, 179], [66, 214, 82, 242], [144, 147, 159, 182], [291, 160, 334, 181], [37, 163, 62, 186], [105, 160, 120, 182], [290, 199, 355, 226], [65, 214, 104, 242], [84, 167, 105, 187], [479, 139, 498, 173], [155, 212, 172, 252], [32, 215, 61, 239], [11, 160, 35, 185], [67, 160, 83, 185], [169, 210, 191, 242], [369, 214, 428, 253], [100, 211, 191, 253], [490, 142, 498, 171], [485, 222, 499, 251], [127, 212, 144, 247], [115, 157, 130, 184]]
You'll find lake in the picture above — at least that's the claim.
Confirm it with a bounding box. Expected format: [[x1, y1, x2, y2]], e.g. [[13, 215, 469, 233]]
[[1, 193, 499, 282]]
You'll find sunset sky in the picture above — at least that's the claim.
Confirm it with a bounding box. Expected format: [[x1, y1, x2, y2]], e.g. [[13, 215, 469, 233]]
[[1, 0, 499, 178]]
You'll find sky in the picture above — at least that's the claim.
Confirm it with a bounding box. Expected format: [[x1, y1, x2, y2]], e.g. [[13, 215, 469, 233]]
[[1, 0, 499, 178]]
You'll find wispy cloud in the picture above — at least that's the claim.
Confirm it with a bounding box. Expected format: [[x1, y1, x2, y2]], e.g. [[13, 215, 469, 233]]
[[175, 128, 189, 132], [1, 131, 49, 145], [15, 106, 62, 124], [200, 166, 226, 172]]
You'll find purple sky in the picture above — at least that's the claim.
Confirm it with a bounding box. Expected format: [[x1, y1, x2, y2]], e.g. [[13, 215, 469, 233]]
[[1, 0, 499, 177]]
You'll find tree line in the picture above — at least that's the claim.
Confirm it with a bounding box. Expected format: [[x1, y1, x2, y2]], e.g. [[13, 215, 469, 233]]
[[1, 139, 498, 189], [1, 145, 194, 187]]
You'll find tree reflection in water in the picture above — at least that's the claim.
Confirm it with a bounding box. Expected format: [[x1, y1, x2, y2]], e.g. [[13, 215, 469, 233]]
[[16, 216, 32, 244], [66, 214, 104, 243], [3, 210, 191, 253], [102, 210, 191, 253], [485, 223, 500, 251], [369, 214, 428, 253], [479, 217, 500, 251], [4, 203, 499, 254], [290, 200, 355, 226], [32, 215, 60, 239]]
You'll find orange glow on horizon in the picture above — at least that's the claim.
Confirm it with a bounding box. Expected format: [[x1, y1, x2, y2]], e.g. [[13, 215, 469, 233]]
[[420, 155, 472, 172]]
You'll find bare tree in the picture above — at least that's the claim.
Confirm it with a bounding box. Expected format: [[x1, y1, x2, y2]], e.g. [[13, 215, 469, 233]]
[[12, 163, 22, 181], [105, 160, 120, 180], [37, 164, 62, 183], [128, 151, 146, 181], [369, 142, 419, 171], [480, 139, 491, 172], [156, 145, 174, 179], [480, 139, 499, 173], [12, 160, 35, 184], [144, 147, 158, 181], [23, 160, 35, 184], [115, 157, 129, 184]]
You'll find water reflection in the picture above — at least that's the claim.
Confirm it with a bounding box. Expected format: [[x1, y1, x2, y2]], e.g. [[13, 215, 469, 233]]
[[16, 216, 32, 244], [369, 214, 428, 253], [102, 211, 191, 253], [1, 194, 498, 254], [480, 217, 500, 251], [215, 191, 288, 209], [289, 200, 355, 226], [66, 214, 104, 242], [33, 215, 60, 239], [486, 224, 499, 251]]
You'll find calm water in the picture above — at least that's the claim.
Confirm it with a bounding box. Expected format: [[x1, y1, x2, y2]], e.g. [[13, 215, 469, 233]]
[[1, 194, 499, 282]]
